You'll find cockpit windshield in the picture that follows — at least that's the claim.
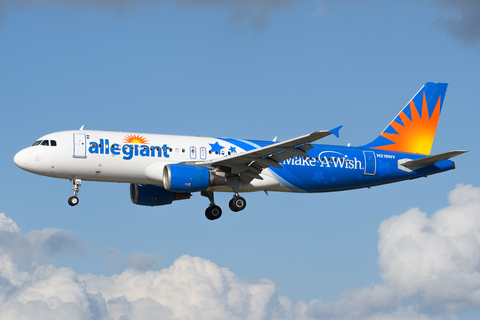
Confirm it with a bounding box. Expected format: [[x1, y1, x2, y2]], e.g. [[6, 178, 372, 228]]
[[32, 140, 57, 147]]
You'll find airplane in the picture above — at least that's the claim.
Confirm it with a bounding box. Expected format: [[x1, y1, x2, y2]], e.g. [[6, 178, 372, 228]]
[[14, 82, 467, 220]]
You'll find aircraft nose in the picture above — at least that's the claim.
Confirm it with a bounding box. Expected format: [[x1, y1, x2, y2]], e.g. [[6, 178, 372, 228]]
[[14, 149, 29, 170]]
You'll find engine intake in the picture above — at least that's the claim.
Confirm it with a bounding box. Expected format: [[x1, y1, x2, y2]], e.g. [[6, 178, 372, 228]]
[[130, 184, 190, 206], [163, 164, 225, 193]]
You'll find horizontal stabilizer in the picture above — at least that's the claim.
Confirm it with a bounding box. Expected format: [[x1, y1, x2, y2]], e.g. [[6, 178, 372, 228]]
[[399, 150, 468, 171]]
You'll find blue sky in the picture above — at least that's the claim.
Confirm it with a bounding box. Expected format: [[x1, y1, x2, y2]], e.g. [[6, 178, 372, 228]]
[[1, 0, 480, 319]]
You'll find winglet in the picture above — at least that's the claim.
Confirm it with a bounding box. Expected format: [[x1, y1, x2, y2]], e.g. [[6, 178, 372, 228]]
[[329, 125, 343, 138], [79, 125, 84, 130]]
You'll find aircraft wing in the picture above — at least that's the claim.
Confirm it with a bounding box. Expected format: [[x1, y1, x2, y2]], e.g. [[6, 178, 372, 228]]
[[194, 126, 342, 182], [399, 150, 468, 171]]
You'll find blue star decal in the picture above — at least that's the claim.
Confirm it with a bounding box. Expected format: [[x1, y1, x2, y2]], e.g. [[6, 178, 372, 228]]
[[229, 146, 237, 153], [209, 142, 224, 153], [312, 171, 325, 183], [330, 176, 337, 182], [377, 160, 391, 177]]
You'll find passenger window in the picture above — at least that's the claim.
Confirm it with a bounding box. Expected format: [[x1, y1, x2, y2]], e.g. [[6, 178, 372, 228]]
[[50, 140, 57, 146], [41, 140, 49, 146], [32, 141, 41, 146]]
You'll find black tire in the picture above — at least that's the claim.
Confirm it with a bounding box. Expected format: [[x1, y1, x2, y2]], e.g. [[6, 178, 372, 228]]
[[229, 197, 246, 212], [229, 199, 238, 212], [68, 196, 79, 206], [205, 205, 222, 220]]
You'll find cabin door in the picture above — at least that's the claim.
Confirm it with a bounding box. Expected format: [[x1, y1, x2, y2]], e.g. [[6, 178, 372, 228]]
[[73, 133, 87, 158], [363, 151, 376, 176]]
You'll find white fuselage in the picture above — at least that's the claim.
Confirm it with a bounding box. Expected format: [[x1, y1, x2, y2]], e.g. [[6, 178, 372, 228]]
[[13, 130, 286, 193]]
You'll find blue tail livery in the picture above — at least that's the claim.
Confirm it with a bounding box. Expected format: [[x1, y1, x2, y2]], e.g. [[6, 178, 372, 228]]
[[14, 82, 467, 220]]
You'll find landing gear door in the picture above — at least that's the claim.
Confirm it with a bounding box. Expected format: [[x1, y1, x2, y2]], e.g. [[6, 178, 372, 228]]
[[73, 133, 87, 158], [363, 150, 376, 176]]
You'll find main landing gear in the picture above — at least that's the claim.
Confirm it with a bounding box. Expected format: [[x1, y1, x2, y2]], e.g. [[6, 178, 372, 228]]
[[202, 191, 222, 220], [68, 178, 81, 206], [201, 191, 247, 220], [229, 194, 246, 212]]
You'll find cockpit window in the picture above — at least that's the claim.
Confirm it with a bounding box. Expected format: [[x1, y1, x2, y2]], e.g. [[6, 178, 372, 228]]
[[32, 140, 57, 147]]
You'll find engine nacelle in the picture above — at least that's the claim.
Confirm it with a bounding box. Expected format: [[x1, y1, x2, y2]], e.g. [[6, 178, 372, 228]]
[[163, 164, 225, 193], [130, 184, 190, 206]]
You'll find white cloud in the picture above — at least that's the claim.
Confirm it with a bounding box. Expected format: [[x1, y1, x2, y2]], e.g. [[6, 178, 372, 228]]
[[433, 0, 480, 43], [378, 184, 480, 308], [0, 213, 281, 319], [126, 252, 161, 271], [82, 255, 279, 320], [104, 247, 162, 270], [2, 0, 480, 42], [305, 184, 480, 319], [1, 184, 480, 319], [0, 0, 304, 24], [0, 212, 20, 233]]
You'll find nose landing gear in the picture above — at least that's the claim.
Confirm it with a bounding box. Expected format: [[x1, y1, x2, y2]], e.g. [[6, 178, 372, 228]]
[[68, 179, 81, 206]]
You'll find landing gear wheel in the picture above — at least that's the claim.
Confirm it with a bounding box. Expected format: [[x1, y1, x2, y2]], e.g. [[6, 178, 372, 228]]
[[205, 205, 222, 220], [229, 197, 246, 212], [69, 179, 81, 207], [68, 196, 79, 206]]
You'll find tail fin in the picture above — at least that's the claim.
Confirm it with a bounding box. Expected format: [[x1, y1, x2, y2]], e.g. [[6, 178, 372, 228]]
[[363, 82, 448, 155]]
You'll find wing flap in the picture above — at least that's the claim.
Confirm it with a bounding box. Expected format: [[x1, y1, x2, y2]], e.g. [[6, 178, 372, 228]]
[[245, 157, 283, 169]]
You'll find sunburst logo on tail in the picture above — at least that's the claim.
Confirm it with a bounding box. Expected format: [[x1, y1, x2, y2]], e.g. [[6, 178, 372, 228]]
[[363, 83, 448, 156], [372, 92, 442, 155], [124, 134, 149, 144]]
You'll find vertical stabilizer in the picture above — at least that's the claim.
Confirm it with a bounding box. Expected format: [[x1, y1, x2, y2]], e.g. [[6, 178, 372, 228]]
[[363, 82, 448, 155]]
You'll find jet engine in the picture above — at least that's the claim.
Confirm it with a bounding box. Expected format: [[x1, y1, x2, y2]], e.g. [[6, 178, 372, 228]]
[[130, 183, 190, 206], [163, 164, 226, 193]]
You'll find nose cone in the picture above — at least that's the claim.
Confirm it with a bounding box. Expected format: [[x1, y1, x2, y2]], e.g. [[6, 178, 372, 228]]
[[14, 149, 29, 170]]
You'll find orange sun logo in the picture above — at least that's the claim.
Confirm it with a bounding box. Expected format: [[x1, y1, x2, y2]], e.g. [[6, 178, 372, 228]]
[[124, 134, 149, 144], [373, 92, 441, 155]]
